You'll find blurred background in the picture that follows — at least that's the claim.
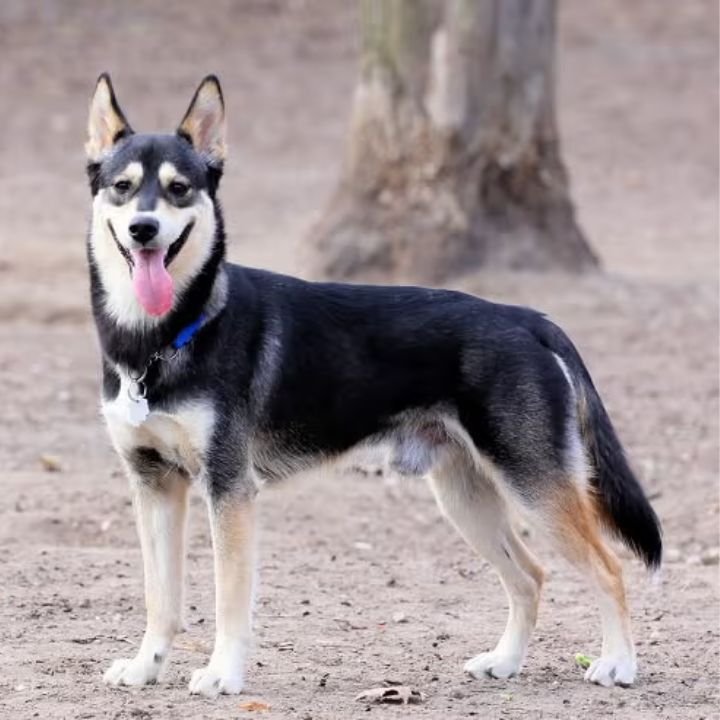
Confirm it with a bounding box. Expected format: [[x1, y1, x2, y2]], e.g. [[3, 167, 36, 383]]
[[0, 2, 717, 719], [0, 0, 716, 305]]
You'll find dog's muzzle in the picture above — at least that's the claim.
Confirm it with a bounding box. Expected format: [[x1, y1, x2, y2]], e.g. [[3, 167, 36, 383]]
[[107, 219, 195, 270]]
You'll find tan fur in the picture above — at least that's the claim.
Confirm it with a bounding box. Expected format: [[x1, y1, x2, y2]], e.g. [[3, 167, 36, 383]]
[[135, 474, 190, 643], [189, 499, 256, 696], [158, 161, 189, 188], [86, 76, 130, 161], [428, 441, 544, 679], [103, 471, 189, 686], [211, 500, 256, 643], [178, 78, 226, 163], [116, 161, 144, 187], [547, 481, 636, 679], [552, 484, 629, 616]]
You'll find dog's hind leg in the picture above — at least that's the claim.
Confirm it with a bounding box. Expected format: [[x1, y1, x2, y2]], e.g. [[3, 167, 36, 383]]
[[104, 462, 189, 687], [428, 447, 544, 680], [189, 496, 256, 697], [545, 482, 636, 687]]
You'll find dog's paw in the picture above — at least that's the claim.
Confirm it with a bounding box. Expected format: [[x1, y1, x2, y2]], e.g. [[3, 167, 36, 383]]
[[584, 655, 636, 688], [189, 665, 244, 697], [103, 657, 159, 687], [464, 651, 522, 680]]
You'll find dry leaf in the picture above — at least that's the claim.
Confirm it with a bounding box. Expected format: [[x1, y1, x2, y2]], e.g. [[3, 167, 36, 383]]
[[239, 700, 272, 712], [355, 685, 425, 705], [39, 454, 62, 472]]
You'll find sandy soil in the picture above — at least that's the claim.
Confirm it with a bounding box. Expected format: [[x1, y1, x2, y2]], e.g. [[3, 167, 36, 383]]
[[0, 2, 718, 719]]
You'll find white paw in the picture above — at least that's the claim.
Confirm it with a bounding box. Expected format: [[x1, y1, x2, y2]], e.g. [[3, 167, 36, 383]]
[[103, 657, 159, 687], [584, 655, 636, 688], [189, 665, 244, 697], [464, 651, 522, 680]]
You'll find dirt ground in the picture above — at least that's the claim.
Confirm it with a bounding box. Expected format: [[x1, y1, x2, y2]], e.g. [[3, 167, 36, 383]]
[[0, 1, 718, 719]]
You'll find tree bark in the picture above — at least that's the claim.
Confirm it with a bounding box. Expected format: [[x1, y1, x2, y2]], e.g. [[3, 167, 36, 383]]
[[306, 0, 597, 284]]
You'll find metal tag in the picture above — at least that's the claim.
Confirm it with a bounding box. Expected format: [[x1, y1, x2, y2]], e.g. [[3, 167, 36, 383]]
[[114, 373, 150, 427], [126, 394, 149, 427]]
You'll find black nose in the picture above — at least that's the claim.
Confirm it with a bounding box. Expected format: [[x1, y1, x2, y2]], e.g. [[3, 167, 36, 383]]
[[128, 217, 160, 245]]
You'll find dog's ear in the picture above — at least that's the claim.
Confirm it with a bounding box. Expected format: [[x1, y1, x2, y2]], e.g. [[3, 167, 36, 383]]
[[177, 75, 226, 165], [86, 73, 133, 162]]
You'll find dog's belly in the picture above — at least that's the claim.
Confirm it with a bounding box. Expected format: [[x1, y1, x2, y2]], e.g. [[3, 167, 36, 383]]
[[248, 408, 457, 484], [103, 393, 215, 477]]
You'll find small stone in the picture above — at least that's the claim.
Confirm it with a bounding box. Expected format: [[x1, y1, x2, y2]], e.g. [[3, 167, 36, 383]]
[[701, 548, 720, 566], [686, 554, 702, 566], [664, 547, 683, 563], [392, 611, 407, 624]]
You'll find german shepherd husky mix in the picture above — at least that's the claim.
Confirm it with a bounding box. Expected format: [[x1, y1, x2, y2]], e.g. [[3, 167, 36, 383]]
[[86, 74, 661, 697]]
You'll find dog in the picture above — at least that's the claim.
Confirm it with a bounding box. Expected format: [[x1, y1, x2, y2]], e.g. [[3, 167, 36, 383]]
[[85, 74, 662, 697]]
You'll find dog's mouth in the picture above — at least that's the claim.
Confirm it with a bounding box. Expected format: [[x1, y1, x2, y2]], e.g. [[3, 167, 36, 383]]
[[107, 220, 194, 317], [164, 220, 195, 268]]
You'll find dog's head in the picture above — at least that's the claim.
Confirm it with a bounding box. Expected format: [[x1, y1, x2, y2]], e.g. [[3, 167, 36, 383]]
[[86, 74, 225, 323]]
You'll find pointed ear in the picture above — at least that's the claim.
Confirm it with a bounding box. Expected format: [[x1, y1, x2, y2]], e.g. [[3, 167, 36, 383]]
[[86, 73, 133, 162], [177, 75, 226, 164]]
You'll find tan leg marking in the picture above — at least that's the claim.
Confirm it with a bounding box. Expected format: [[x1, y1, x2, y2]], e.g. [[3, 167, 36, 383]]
[[551, 483, 636, 687], [104, 472, 189, 687], [429, 446, 544, 680], [189, 498, 256, 697]]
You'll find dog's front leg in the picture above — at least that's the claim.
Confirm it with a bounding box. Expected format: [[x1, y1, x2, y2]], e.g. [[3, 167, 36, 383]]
[[189, 496, 256, 697], [104, 470, 189, 687]]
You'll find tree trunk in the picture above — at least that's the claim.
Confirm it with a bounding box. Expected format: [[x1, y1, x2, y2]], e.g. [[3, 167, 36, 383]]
[[306, 0, 597, 284]]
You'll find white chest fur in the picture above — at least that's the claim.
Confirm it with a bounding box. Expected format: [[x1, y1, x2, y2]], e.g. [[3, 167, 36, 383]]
[[103, 376, 215, 478]]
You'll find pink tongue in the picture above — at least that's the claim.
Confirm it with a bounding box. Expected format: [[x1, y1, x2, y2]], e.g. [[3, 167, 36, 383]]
[[131, 249, 174, 316]]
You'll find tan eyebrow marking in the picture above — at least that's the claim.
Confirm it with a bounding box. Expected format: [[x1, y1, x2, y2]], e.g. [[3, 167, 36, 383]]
[[158, 161, 189, 188], [114, 161, 143, 185]]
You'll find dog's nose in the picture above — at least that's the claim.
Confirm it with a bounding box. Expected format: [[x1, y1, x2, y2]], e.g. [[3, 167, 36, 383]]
[[128, 217, 160, 245]]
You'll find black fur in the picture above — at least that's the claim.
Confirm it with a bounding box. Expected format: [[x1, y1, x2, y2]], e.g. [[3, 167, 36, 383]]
[[128, 446, 168, 478], [584, 387, 663, 569], [532, 324, 663, 568]]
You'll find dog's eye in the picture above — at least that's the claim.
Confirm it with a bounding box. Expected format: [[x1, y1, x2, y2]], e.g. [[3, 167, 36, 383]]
[[113, 180, 132, 194], [168, 181, 190, 198]]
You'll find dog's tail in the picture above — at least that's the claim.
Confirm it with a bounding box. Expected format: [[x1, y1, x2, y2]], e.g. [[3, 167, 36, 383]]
[[536, 320, 663, 569]]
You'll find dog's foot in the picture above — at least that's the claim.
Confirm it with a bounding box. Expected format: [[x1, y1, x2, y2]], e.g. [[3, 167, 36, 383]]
[[464, 651, 522, 680], [189, 665, 244, 698], [103, 657, 159, 687], [584, 655, 636, 688]]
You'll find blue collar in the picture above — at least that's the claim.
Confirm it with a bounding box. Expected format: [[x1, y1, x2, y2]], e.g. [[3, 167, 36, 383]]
[[172, 312, 206, 351], [126, 312, 208, 403]]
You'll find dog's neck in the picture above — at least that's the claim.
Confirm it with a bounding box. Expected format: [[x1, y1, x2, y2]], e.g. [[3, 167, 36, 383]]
[[89, 241, 227, 373]]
